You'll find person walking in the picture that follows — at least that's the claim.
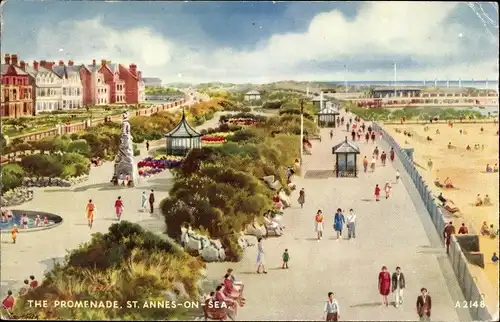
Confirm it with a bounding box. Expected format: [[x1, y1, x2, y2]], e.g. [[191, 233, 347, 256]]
[[371, 132, 376, 143], [298, 188, 305, 209], [427, 159, 433, 171], [346, 209, 356, 239], [363, 156, 368, 173], [346, 122, 350, 132], [86, 199, 96, 229], [315, 210, 324, 240], [374, 184, 381, 201], [114, 196, 124, 221], [140, 191, 147, 212], [365, 132, 370, 143], [373, 147, 379, 160], [146, 140, 150, 151], [390, 148, 395, 162], [149, 190, 155, 214], [11, 224, 19, 244], [396, 170, 400, 182], [416, 288, 432, 321], [384, 182, 392, 199], [378, 266, 391, 306], [256, 237, 267, 274], [282, 249, 290, 269], [380, 151, 387, 166], [392, 266, 406, 307], [333, 209, 345, 241], [323, 292, 340, 321], [351, 129, 356, 141], [443, 221, 456, 254], [330, 130, 334, 139]]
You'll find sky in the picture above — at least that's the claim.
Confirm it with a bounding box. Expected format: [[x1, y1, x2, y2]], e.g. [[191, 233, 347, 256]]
[[1, 1, 499, 84]]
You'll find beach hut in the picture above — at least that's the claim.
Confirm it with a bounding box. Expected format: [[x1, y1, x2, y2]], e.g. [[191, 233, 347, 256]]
[[332, 137, 360, 177], [317, 102, 340, 127], [164, 109, 202, 156]]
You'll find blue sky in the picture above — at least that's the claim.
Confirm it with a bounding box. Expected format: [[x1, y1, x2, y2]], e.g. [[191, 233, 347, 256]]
[[2, 1, 499, 83]]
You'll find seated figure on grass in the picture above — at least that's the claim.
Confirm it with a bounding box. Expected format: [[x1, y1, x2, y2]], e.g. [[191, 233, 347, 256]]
[[480, 222, 490, 236], [483, 194, 492, 206], [475, 194, 483, 207]]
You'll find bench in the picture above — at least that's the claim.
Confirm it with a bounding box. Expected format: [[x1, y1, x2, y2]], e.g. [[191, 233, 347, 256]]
[[203, 299, 231, 321]]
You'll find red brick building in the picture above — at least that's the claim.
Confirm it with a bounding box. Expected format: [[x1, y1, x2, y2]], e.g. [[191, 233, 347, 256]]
[[98, 59, 144, 104], [1, 54, 34, 118]]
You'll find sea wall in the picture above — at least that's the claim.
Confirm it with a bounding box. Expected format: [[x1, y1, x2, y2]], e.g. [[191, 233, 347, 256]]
[[373, 122, 493, 321]]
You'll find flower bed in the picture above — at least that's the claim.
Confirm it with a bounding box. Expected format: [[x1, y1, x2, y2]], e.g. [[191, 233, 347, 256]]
[[137, 155, 184, 176], [201, 132, 232, 145], [227, 118, 261, 126]]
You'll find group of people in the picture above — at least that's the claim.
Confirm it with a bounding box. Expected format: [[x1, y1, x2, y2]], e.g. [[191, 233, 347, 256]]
[[2, 276, 39, 315], [485, 163, 498, 173], [313, 208, 356, 241], [480, 221, 498, 239], [475, 194, 492, 207], [374, 182, 393, 201], [204, 268, 245, 319], [111, 172, 133, 187], [84, 190, 157, 229], [362, 147, 396, 173]]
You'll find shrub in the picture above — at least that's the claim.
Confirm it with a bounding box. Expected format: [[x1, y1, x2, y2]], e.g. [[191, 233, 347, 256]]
[[133, 144, 140, 156], [67, 139, 91, 156], [20, 154, 64, 178], [1, 163, 25, 191], [60, 153, 90, 178], [69, 133, 80, 141], [13, 222, 204, 320]]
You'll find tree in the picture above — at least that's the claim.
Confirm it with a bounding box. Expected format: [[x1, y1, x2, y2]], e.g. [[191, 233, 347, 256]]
[[1, 163, 25, 191]]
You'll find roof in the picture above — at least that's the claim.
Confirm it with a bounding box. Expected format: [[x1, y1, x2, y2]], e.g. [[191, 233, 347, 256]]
[[86, 64, 100, 72], [317, 104, 340, 115], [164, 110, 202, 138], [332, 137, 360, 154], [311, 96, 330, 102], [24, 65, 61, 78], [108, 63, 118, 73], [143, 77, 162, 83], [1, 64, 28, 76], [52, 65, 65, 78], [373, 87, 421, 91], [245, 90, 260, 95]]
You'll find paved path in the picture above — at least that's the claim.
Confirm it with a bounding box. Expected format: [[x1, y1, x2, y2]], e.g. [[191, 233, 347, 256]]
[[205, 112, 469, 321]]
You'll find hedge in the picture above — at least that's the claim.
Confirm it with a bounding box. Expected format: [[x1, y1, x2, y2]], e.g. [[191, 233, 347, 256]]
[[13, 221, 204, 320], [19, 152, 90, 179], [161, 113, 318, 260], [1, 163, 25, 191]]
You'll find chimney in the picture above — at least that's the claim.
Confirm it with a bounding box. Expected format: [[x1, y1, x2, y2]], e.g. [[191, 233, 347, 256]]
[[92, 59, 96, 66], [68, 60, 74, 66], [4, 54, 10, 64], [33, 61, 39, 71], [20, 61, 26, 70], [101, 59, 107, 66], [11, 54, 18, 66], [59, 60, 64, 66], [129, 64, 137, 75]]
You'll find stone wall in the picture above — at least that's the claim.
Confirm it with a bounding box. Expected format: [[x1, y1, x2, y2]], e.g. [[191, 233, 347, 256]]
[[22, 174, 89, 188], [180, 227, 256, 262], [373, 122, 493, 321], [1, 175, 89, 207]]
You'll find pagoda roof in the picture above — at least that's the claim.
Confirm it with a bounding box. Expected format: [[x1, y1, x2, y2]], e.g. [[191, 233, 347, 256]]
[[317, 104, 340, 115], [164, 110, 202, 138], [245, 90, 260, 95], [332, 137, 360, 154]]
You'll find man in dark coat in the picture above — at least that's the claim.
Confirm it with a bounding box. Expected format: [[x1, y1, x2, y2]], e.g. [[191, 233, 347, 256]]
[[149, 189, 155, 214], [443, 221, 456, 254], [391, 266, 406, 307], [416, 287, 431, 321]]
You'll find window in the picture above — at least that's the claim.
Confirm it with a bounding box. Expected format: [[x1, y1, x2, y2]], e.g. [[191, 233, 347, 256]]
[[23, 102, 28, 113], [13, 89, 17, 99]]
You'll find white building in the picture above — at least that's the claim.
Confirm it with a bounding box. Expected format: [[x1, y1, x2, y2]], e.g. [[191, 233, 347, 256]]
[[244, 90, 261, 101], [143, 77, 162, 88], [23, 61, 62, 114], [138, 77, 146, 103], [53, 61, 83, 109]]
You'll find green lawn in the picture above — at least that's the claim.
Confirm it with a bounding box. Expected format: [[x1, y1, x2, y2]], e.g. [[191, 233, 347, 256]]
[[1, 108, 127, 137]]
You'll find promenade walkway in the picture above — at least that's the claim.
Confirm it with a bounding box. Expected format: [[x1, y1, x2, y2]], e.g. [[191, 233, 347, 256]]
[[206, 113, 469, 321]]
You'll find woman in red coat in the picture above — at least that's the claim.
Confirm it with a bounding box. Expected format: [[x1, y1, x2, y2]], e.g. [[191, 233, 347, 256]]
[[389, 148, 395, 162], [378, 266, 391, 306], [374, 184, 381, 202]]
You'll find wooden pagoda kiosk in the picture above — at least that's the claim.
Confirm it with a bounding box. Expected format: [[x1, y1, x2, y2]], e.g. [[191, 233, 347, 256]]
[[317, 103, 340, 127], [332, 137, 360, 177], [164, 109, 202, 156]]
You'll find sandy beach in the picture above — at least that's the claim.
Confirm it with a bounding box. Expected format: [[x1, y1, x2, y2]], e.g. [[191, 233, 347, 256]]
[[385, 122, 499, 299]]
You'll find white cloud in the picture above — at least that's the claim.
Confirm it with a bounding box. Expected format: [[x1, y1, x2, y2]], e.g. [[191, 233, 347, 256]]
[[26, 2, 498, 83]]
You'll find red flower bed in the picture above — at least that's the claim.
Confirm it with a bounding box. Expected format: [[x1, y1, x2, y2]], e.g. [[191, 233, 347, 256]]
[[201, 135, 226, 144]]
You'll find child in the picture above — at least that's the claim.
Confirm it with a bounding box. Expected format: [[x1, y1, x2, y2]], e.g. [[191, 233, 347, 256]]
[[11, 225, 19, 244], [492, 252, 498, 263], [43, 216, 49, 225], [396, 170, 400, 182], [282, 249, 290, 269]]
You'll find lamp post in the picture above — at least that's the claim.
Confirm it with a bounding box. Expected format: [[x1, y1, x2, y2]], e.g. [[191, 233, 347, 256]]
[[300, 99, 304, 171]]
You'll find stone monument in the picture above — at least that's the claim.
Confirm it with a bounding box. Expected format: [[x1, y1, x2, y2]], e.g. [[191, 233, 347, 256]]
[[113, 111, 138, 186]]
